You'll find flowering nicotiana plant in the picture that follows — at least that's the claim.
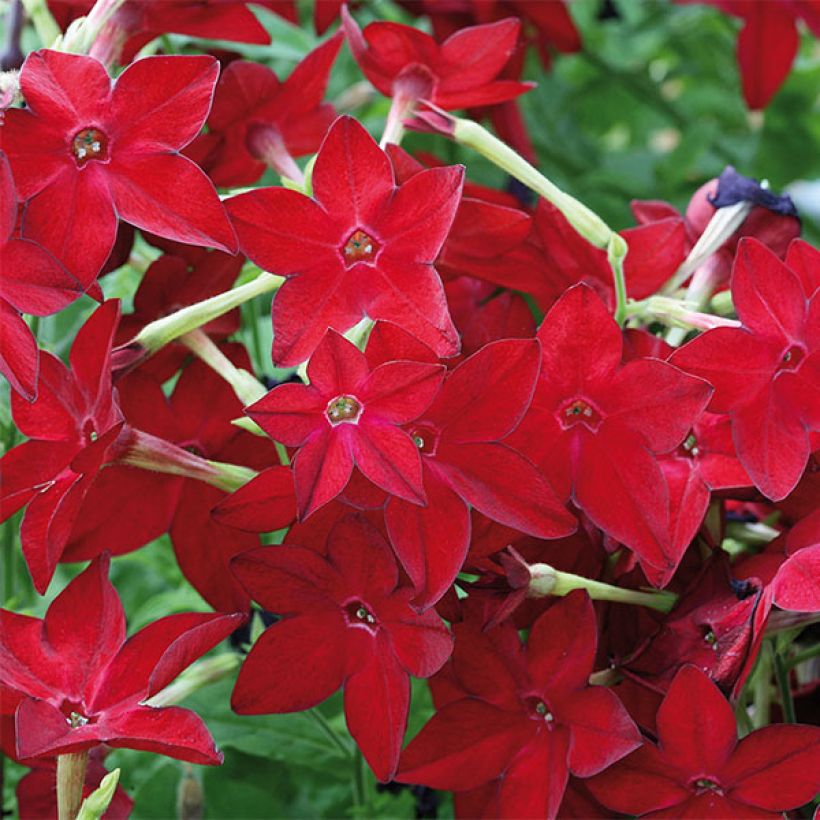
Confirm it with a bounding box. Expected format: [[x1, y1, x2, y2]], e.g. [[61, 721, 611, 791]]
[[1, 2, 819, 818]]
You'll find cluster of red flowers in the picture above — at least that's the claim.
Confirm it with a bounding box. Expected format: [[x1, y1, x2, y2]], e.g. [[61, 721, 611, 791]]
[[1, 1, 818, 818]]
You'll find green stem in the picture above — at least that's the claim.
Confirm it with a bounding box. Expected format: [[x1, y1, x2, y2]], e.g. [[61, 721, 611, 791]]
[[608, 233, 629, 326], [145, 653, 240, 707], [305, 709, 353, 760], [245, 297, 266, 378], [57, 750, 89, 820], [751, 646, 772, 730], [351, 746, 367, 817], [772, 645, 796, 723], [788, 642, 820, 669], [20, 0, 60, 47]]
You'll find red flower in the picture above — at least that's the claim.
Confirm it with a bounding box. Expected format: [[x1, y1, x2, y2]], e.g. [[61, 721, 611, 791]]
[[670, 238, 820, 500], [0, 555, 243, 764], [189, 33, 342, 187], [230, 514, 453, 782], [377, 335, 576, 608], [2, 50, 237, 282], [247, 328, 445, 518], [512, 284, 712, 585], [397, 592, 641, 818], [342, 9, 532, 110], [0, 301, 123, 593], [0, 152, 82, 400], [586, 665, 820, 817], [226, 116, 463, 365]]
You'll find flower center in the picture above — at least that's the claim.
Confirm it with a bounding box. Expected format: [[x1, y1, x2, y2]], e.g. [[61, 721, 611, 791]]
[[342, 230, 378, 265], [344, 600, 378, 632], [524, 696, 555, 726], [409, 424, 438, 456], [558, 398, 602, 431], [72, 128, 109, 165], [692, 777, 724, 796], [679, 432, 700, 459], [779, 344, 805, 371], [702, 626, 718, 649], [327, 395, 362, 425]]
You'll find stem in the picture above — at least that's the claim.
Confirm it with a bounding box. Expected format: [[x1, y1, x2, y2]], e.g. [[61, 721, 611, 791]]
[[145, 653, 240, 707], [180, 329, 268, 407], [305, 709, 353, 759], [627, 295, 742, 332], [129, 273, 283, 358], [608, 233, 629, 326], [351, 746, 367, 817], [788, 642, 820, 669], [61, 0, 128, 58], [116, 429, 257, 493], [751, 646, 772, 729], [771, 644, 796, 723], [246, 124, 305, 186], [527, 563, 677, 613], [20, 0, 61, 47], [380, 92, 415, 148], [665, 256, 723, 346], [57, 750, 89, 820]]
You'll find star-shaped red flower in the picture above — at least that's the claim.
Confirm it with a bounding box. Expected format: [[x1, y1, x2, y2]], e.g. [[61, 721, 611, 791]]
[[587, 664, 820, 817], [671, 237, 820, 501], [397, 592, 641, 818], [230, 514, 453, 782], [2, 50, 237, 283], [0, 555, 243, 764], [226, 115, 463, 365]]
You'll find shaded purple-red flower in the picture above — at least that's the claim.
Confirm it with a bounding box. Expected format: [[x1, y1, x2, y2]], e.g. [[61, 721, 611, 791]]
[[671, 238, 820, 501], [227, 115, 463, 365], [0, 151, 82, 400], [2, 50, 237, 283], [586, 665, 820, 817], [0, 555, 244, 764], [0, 301, 123, 593], [231, 514, 453, 782], [397, 592, 641, 818], [246, 328, 445, 518]]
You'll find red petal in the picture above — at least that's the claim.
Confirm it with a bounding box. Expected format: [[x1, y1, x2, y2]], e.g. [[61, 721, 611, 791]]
[[723, 723, 820, 809], [107, 153, 237, 253], [344, 638, 409, 782], [354, 422, 425, 505], [0, 303, 38, 401], [247, 382, 324, 446], [397, 699, 534, 790], [294, 428, 355, 518], [785, 238, 820, 297], [771, 545, 820, 612], [435, 441, 576, 538], [312, 116, 394, 226], [438, 19, 520, 89], [212, 466, 296, 533], [0, 440, 76, 521], [231, 614, 347, 713], [363, 361, 445, 424], [111, 55, 218, 151], [386, 600, 453, 679], [621, 217, 687, 300]]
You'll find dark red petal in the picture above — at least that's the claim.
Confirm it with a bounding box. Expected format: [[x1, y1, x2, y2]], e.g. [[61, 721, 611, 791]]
[[528, 592, 596, 696], [621, 217, 687, 300], [563, 686, 641, 777], [311, 116, 394, 225], [231, 615, 347, 713], [365, 321, 438, 368], [103, 705, 223, 765], [732, 238, 807, 342], [42, 554, 125, 700], [107, 153, 237, 253], [326, 514, 399, 598], [344, 639, 409, 782], [354, 423, 425, 505], [605, 358, 712, 454], [111, 55, 219, 151], [736, 3, 800, 109], [68, 299, 120, 413], [498, 730, 570, 820], [723, 723, 820, 809], [656, 666, 738, 774], [212, 466, 296, 533], [733, 387, 810, 501], [439, 18, 520, 88], [397, 699, 534, 791], [230, 545, 340, 613], [785, 238, 820, 297], [433, 338, 541, 442], [0, 440, 76, 521], [0, 303, 38, 401], [387, 603, 453, 679], [385, 471, 470, 609], [306, 329, 369, 395], [537, 284, 622, 397], [435, 441, 576, 538], [0, 610, 62, 702], [246, 382, 324, 446]]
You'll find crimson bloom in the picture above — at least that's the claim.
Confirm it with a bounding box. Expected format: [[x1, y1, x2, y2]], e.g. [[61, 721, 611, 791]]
[[227, 115, 463, 365], [342, 8, 532, 110], [397, 592, 641, 818], [511, 284, 712, 585], [246, 328, 445, 518], [376, 335, 576, 608], [0, 555, 243, 764], [231, 514, 453, 782], [0, 301, 123, 593], [671, 238, 820, 501], [189, 33, 342, 187], [0, 151, 82, 400], [586, 665, 820, 817], [2, 50, 237, 283]]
